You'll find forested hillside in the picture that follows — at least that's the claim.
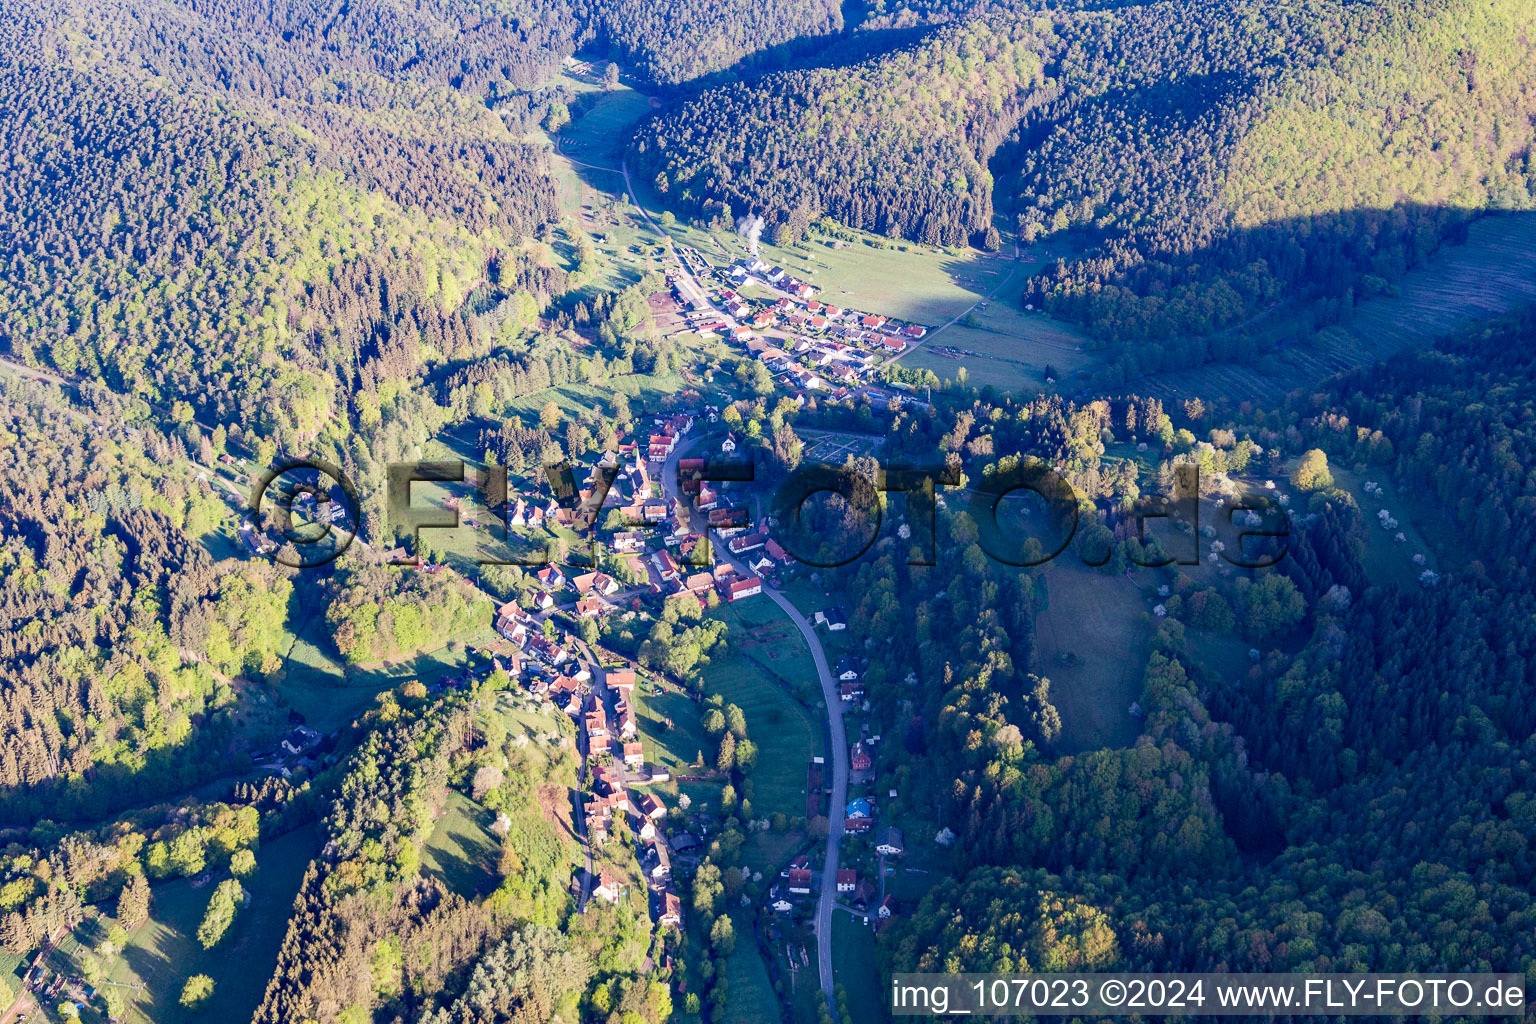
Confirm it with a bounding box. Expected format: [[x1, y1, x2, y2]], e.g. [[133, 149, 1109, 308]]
[[874, 307, 1536, 982], [578, 0, 844, 84], [632, 12, 1056, 247], [0, 0, 572, 448], [0, 379, 289, 823], [1028, 0, 1536, 352], [639, 0, 1536, 353]]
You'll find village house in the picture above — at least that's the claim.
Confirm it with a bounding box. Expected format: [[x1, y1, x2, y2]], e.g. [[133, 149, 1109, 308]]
[[573, 571, 620, 597], [815, 607, 848, 630], [845, 796, 873, 833], [851, 741, 872, 772], [787, 868, 812, 895], [585, 709, 610, 746], [282, 726, 322, 757], [877, 826, 905, 857], [651, 550, 681, 581], [636, 792, 666, 819], [835, 657, 861, 681], [623, 741, 645, 768], [660, 891, 683, 928], [840, 680, 865, 702], [594, 867, 628, 904], [575, 597, 603, 619], [836, 869, 856, 893], [726, 532, 765, 555], [724, 576, 762, 602], [647, 431, 677, 461]]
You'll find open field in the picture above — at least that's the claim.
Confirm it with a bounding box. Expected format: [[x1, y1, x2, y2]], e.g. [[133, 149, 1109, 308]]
[[422, 792, 501, 899], [719, 909, 782, 1024], [635, 684, 712, 772], [703, 648, 820, 845], [1311, 464, 1451, 588], [900, 282, 1098, 394], [35, 825, 320, 1024], [712, 598, 821, 699], [1121, 213, 1536, 404], [545, 77, 657, 169], [831, 914, 883, 1024], [627, 175, 1015, 331], [272, 589, 499, 733], [1033, 559, 1149, 752]]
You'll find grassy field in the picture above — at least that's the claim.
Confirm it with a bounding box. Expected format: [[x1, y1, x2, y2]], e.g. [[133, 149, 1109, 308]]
[[1322, 464, 1451, 588], [1033, 559, 1149, 752], [271, 588, 500, 733], [712, 599, 821, 701], [635, 684, 713, 772], [831, 914, 883, 1024], [422, 791, 501, 899], [36, 825, 321, 1024], [545, 77, 657, 169], [898, 271, 1098, 395], [624, 157, 1020, 333], [1125, 212, 1536, 405], [719, 909, 782, 1024], [704, 647, 819, 825]]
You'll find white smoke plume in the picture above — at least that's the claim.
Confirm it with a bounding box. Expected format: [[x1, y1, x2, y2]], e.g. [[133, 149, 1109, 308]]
[[736, 214, 765, 255]]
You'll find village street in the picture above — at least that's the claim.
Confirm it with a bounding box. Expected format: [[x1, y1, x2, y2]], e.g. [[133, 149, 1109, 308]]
[[658, 435, 848, 1008]]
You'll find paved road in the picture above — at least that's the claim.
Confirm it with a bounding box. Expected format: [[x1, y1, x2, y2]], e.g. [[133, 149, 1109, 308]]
[[659, 436, 847, 1010], [571, 637, 606, 912], [765, 582, 846, 1006]]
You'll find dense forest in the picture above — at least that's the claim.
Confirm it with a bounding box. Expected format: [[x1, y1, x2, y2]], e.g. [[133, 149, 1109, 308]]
[[0, 378, 290, 824], [631, 12, 1055, 248], [810, 308, 1536, 986], [637, 0, 1536, 354], [577, 0, 844, 85], [0, 0, 570, 455], [3, 0, 1536, 1019]]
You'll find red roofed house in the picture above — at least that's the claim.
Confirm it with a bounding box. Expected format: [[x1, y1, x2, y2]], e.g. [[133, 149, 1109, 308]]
[[901, 322, 927, 338], [575, 597, 603, 619], [725, 576, 762, 602], [648, 432, 677, 460], [851, 741, 872, 772], [594, 867, 628, 903], [623, 741, 645, 768], [836, 869, 857, 893], [787, 868, 812, 895], [660, 892, 683, 928], [607, 668, 637, 693], [840, 680, 865, 702], [726, 532, 766, 555], [860, 313, 887, 328]]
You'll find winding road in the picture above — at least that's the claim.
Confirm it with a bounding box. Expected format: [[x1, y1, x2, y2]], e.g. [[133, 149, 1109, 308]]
[[659, 436, 847, 1009]]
